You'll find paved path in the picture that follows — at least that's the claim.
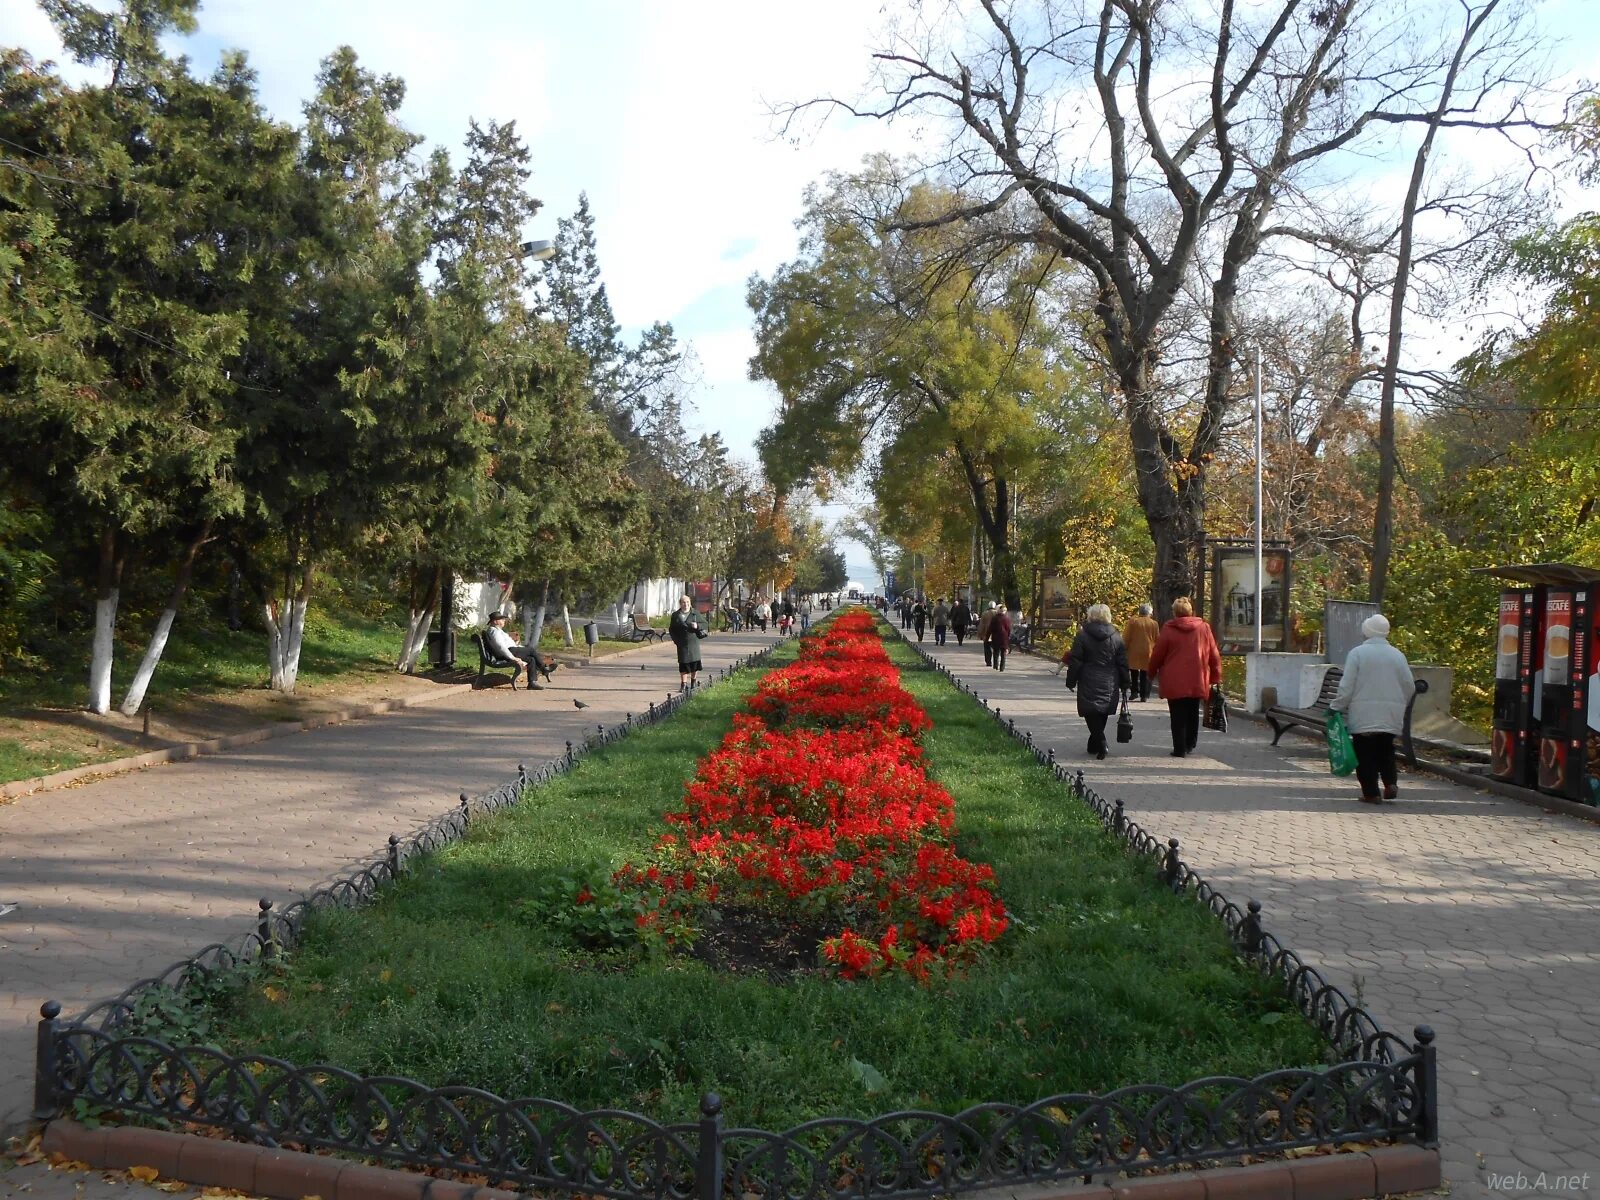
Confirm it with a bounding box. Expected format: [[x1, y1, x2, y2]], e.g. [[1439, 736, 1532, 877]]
[[901, 631, 1600, 1199], [0, 630, 782, 1141]]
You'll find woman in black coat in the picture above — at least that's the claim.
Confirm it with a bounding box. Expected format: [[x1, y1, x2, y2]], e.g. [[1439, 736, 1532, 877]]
[[1063, 603, 1130, 759]]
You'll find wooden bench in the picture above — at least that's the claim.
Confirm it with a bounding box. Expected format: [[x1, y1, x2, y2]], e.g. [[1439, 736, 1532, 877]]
[[471, 632, 521, 688], [630, 613, 668, 643], [1265, 665, 1430, 766]]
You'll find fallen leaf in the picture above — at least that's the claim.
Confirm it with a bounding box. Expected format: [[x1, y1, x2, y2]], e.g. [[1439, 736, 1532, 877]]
[[200, 1189, 252, 1198], [262, 985, 287, 1003], [378, 969, 392, 983], [127, 1164, 161, 1182], [155, 1181, 189, 1193]]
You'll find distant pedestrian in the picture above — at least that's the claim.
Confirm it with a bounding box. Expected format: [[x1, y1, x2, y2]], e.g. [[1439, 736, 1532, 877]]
[[668, 596, 706, 692], [1146, 597, 1222, 758], [900, 597, 912, 629], [976, 603, 996, 666], [756, 599, 771, 632], [912, 598, 927, 642], [800, 598, 812, 632], [1064, 603, 1130, 759], [932, 597, 950, 646], [985, 603, 1012, 671], [1123, 604, 1160, 702], [1329, 614, 1416, 804], [950, 597, 971, 645]]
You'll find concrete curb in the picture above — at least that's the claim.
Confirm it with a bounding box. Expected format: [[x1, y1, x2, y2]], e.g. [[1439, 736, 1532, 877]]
[[1225, 704, 1600, 826], [0, 637, 675, 805], [40, 1120, 1439, 1200]]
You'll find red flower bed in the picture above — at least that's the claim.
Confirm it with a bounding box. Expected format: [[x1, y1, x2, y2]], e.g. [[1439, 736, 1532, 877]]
[[616, 610, 1007, 981]]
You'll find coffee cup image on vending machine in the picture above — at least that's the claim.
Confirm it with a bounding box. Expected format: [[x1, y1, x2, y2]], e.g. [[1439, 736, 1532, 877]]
[[1547, 623, 1571, 667], [1497, 622, 1520, 677]]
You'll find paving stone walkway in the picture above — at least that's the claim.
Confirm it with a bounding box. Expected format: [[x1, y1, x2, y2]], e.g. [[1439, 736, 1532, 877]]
[[899, 629, 1600, 1200], [0, 630, 782, 1145]]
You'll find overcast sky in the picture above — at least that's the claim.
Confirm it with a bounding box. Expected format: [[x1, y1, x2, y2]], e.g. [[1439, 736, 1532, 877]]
[[5, 0, 1597, 591]]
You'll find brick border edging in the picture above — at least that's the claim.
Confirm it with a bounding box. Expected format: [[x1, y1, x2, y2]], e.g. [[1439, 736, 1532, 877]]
[[0, 635, 684, 804], [42, 1120, 1440, 1200]]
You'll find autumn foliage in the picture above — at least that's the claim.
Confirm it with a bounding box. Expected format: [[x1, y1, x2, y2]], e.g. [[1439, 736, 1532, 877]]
[[616, 611, 1006, 980]]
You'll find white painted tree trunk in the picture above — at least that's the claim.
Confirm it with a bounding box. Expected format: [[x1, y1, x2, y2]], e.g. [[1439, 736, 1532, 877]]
[[119, 607, 176, 716], [521, 601, 534, 644], [560, 601, 574, 646], [396, 607, 435, 674], [265, 594, 309, 694], [265, 601, 288, 692], [529, 580, 550, 646], [87, 591, 118, 715], [283, 596, 308, 692], [120, 525, 210, 716]]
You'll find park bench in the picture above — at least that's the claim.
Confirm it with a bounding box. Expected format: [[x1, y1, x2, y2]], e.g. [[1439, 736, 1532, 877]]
[[630, 613, 668, 643], [1009, 622, 1033, 651], [1264, 665, 1430, 766], [471, 632, 521, 688]]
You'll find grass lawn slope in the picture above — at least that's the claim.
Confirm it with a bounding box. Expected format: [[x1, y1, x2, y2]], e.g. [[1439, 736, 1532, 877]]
[[193, 618, 1327, 1131]]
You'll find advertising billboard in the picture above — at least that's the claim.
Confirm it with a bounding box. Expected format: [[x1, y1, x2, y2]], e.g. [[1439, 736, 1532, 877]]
[[1209, 544, 1292, 655]]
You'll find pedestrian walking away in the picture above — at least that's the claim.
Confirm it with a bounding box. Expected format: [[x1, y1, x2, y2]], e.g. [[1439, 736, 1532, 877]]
[[1064, 603, 1130, 759], [669, 595, 708, 691], [950, 597, 971, 645], [1145, 597, 1221, 757], [1123, 603, 1159, 702], [1329, 613, 1416, 804], [976, 603, 996, 666], [932, 597, 950, 646], [985, 603, 1012, 671], [913, 598, 927, 642]]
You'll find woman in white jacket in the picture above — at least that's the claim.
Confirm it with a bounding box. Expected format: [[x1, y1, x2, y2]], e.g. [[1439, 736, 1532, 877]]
[[1329, 614, 1416, 804]]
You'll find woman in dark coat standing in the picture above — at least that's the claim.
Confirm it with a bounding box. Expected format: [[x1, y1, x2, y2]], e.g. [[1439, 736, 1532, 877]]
[[668, 596, 706, 692], [1063, 604, 1130, 759]]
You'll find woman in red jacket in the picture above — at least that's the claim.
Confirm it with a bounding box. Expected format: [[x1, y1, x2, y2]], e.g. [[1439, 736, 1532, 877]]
[[1146, 597, 1222, 757]]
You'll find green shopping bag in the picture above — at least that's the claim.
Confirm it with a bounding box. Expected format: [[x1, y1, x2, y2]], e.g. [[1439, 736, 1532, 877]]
[[1326, 711, 1357, 777]]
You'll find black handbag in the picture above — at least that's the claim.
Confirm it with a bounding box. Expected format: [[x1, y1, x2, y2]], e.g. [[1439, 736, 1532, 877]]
[[1116, 695, 1134, 743], [1203, 684, 1228, 732]]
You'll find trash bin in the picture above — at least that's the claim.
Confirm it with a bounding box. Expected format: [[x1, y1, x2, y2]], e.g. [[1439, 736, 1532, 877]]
[[583, 621, 598, 659], [427, 629, 456, 668]]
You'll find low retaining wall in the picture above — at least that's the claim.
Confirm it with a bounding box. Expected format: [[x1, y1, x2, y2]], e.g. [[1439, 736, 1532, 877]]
[[42, 1118, 1441, 1200]]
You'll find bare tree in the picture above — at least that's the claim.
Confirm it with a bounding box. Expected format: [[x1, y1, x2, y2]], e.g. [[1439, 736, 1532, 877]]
[[786, 0, 1546, 616]]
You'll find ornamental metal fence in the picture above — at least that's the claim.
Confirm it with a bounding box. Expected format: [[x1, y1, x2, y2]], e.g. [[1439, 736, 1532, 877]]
[[32, 621, 1436, 1199]]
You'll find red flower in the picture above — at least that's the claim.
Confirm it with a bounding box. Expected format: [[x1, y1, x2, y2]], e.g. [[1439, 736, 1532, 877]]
[[616, 612, 1007, 980]]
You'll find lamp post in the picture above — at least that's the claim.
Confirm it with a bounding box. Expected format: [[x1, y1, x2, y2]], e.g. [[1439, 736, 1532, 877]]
[[1254, 343, 1264, 655]]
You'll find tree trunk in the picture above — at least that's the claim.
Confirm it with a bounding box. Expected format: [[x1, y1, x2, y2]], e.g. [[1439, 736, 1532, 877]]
[[560, 598, 575, 646], [267, 562, 314, 694], [530, 580, 550, 646], [396, 564, 445, 674], [1371, 2, 1498, 604], [88, 528, 123, 715], [119, 523, 210, 715]]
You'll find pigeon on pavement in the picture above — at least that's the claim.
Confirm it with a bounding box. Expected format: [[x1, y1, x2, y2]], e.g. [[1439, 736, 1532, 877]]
[[573, 699, 590, 710]]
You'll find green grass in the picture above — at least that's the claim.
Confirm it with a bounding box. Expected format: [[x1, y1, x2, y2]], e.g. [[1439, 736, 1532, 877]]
[[202, 630, 1328, 1129], [1, 607, 402, 714]]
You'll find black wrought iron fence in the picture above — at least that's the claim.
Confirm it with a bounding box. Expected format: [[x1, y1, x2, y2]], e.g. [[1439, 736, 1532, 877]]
[[32, 621, 1436, 1199]]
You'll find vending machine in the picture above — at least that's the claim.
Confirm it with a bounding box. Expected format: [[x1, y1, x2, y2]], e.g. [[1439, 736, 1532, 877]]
[[1537, 586, 1600, 804], [1491, 588, 1540, 785]]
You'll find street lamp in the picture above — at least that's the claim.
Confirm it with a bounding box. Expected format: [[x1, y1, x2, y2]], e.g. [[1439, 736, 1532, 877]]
[[520, 239, 557, 261]]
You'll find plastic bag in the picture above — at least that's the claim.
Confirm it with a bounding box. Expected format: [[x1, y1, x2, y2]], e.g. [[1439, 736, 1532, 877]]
[[1326, 711, 1357, 776], [1203, 684, 1228, 732]]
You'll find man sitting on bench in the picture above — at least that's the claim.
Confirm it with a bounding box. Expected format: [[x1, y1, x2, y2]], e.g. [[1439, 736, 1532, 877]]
[[484, 612, 558, 691]]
